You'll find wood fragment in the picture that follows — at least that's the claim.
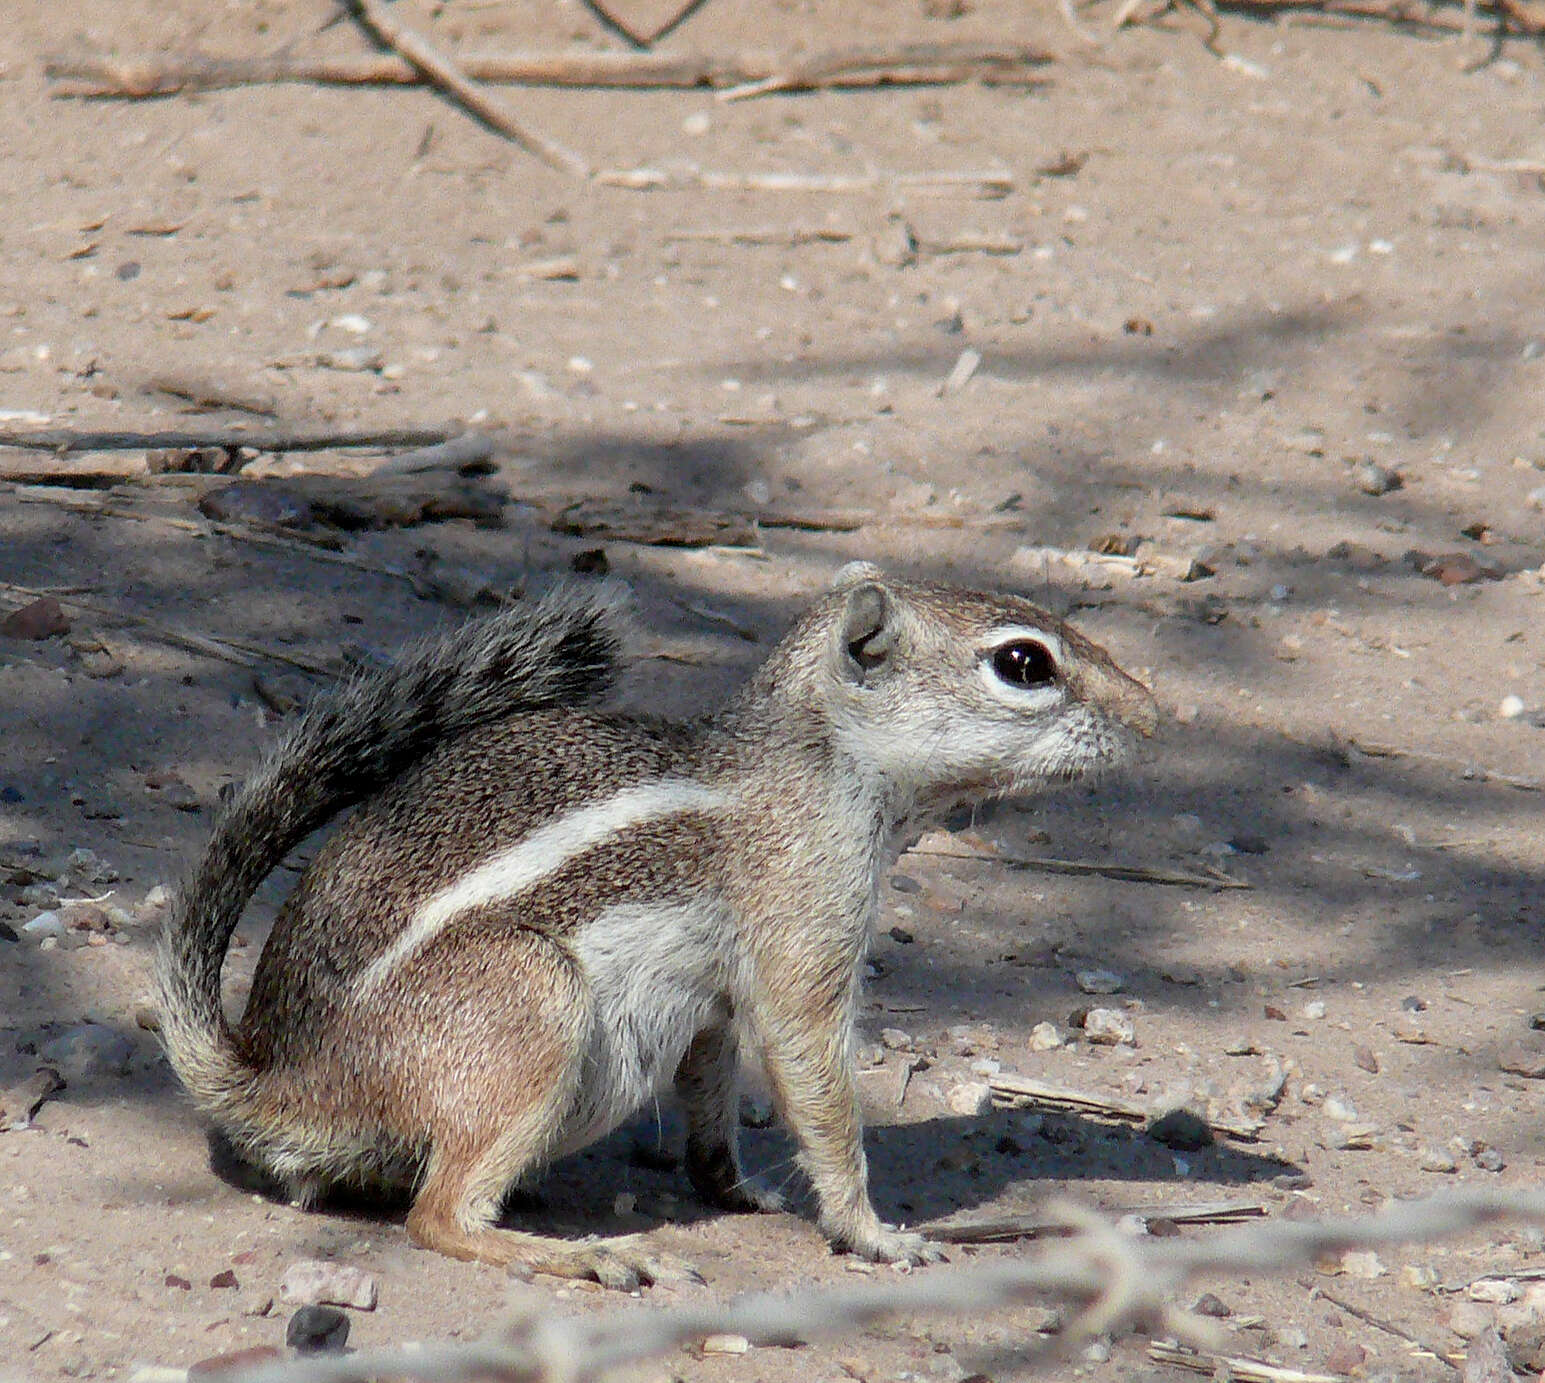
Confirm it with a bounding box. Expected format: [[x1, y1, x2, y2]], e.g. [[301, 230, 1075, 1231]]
[[714, 40, 1055, 100], [0, 426, 453, 455], [1148, 1341, 1342, 1383], [912, 840, 1251, 890], [923, 1200, 1268, 1243], [989, 1072, 1265, 1140], [663, 226, 856, 247], [367, 430, 496, 476], [343, 0, 590, 176], [1309, 1286, 1461, 1370], [0, 581, 335, 676], [45, 41, 1053, 98], [1341, 735, 1544, 792]]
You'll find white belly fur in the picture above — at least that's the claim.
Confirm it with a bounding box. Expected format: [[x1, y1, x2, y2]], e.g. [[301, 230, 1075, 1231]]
[[559, 896, 739, 1154]]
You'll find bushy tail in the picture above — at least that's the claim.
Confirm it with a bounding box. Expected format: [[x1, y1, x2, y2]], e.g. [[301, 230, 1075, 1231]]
[[154, 582, 631, 1113]]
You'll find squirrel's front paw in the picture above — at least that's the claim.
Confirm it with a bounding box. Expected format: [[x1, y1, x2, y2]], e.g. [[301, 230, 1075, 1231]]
[[841, 1223, 946, 1267]]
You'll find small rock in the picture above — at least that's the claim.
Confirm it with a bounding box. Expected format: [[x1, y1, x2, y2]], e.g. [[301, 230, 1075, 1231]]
[[1192, 1292, 1230, 1317], [1223, 1035, 1260, 1056], [880, 1027, 914, 1051], [1500, 694, 1528, 720], [198, 481, 314, 529], [873, 217, 918, 268], [1401, 994, 1428, 1012], [1302, 1000, 1327, 1021], [1403, 1264, 1441, 1289], [0, 1066, 65, 1129], [40, 1022, 133, 1080], [1353, 1044, 1380, 1074], [889, 874, 922, 894], [1028, 1021, 1064, 1052], [946, 1081, 992, 1117], [1328, 1123, 1378, 1150], [1082, 1008, 1136, 1046], [1420, 1146, 1459, 1173], [1148, 1107, 1213, 1151], [1342, 1250, 1386, 1279], [889, 925, 914, 944], [317, 346, 383, 372], [1323, 1094, 1358, 1123], [1324, 1340, 1367, 1375], [1, 596, 70, 640], [1394, 1013, 1433, 1044], [701, 1334, 750, 1356], [1473, 1146, 1507, 1173], [1415, 550, 1503, 585], [1076, 968, 1124, 995], [188, 1348, 283, 1380], [1351, 458, 1402, 495], [21, 910, 66, 940], [285, 1304, 350, 1355], [209, 1269, 238, 1290], [1470, 1279, 1521, 1305], [65, 846, 118, 884], [1263, 1003, 1288, 1021], [279, 1259, 378, 1311]]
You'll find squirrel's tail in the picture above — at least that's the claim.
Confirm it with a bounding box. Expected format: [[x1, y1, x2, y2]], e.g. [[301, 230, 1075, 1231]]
[[154, 582, 631, 1119]]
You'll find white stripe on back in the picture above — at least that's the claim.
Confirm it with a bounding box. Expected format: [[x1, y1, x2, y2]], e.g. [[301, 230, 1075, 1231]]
[[354, 780, 730, 996]]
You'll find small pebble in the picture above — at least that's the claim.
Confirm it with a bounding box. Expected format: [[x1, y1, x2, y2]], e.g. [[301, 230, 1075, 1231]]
[[880, 1028, 914, 1051], [1351, 458, 1402, 495], [1474, 1147, 1507, 1172], [1324, 1340, 1367, 1375], [1323, 1095, 1358, 1123], [1191, 1292, 1230, 1317], [1342, 1250, 1386, 1279], [1420, 1146, 1459, 1173], [1302, 1000, 1327, 1020], [279, 1260, 378, 1311], [1082, 1008, 1136, 1046], [1148, 1107, 1212, 1151], [1076, 968, 1124, 995], [285, 1305, 350, 1355], [1470, 1278, 1521, 1304], [1501, 695, 1528, 720], [1028, 1021, 1064, 1052]]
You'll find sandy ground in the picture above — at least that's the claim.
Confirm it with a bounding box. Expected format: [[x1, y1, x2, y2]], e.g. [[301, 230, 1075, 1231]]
[[2, 1, 1545, 1379]]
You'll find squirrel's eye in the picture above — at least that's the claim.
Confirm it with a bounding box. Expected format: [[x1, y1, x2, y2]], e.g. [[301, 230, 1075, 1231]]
[[991, 640, 1057, 688]]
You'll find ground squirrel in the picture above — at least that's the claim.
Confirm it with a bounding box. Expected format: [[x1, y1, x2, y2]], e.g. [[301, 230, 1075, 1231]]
[[156, 563, 1157, 1288]]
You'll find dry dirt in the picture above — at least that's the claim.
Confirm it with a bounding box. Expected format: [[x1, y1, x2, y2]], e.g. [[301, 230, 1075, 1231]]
[[3, 1, 1545, 1380]]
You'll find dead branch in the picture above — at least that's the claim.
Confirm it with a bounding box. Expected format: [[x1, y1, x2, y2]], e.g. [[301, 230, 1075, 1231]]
[[1148, 1342, 1342, 1383], [924, 1199, 1267, 1243], [0, 581, 335, 676], [1206, 0, 1540, 33], [185, 1191, 1545, 1383], [45, 41, 1053, 99], [911, 840, 1250, 889], [342, 0, 590, 176], [0, 425, 453, 455], [596, 166, 1016, 197]]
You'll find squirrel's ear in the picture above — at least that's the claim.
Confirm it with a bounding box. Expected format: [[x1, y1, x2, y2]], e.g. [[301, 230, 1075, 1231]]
[[834, 581, 894, 685]]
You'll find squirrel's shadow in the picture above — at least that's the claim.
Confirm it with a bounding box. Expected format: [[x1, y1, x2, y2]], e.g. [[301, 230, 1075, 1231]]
[[211, 1101, 1297, 1239]]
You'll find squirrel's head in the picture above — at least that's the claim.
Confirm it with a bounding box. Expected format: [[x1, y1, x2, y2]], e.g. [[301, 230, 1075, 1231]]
[[762, 562, 1158, 808]]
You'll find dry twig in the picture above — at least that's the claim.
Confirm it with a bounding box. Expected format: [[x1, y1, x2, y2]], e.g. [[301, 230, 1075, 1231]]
[[0, 580, 335, 676], [912, 840, 1250, 890], [194, 1192, 1545, 1383], [342, 0, 590, 176], [45, 41, 1053, 99], [0, 425, 453, 455]]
